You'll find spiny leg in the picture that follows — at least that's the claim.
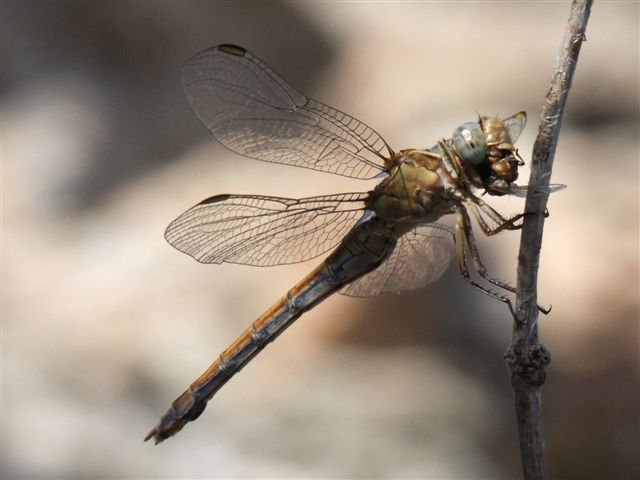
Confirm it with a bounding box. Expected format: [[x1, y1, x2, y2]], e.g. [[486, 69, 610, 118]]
[[456, 206, 517, 294], [458, 205, 552, 315], [438, 139, 471, 187], [468, 198, 550, 237], [454, 206, 516, 315], [468, 199, 526, 236]]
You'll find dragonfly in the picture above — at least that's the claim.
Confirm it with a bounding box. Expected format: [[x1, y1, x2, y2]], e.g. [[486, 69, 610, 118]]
[[146, 44, 550, 444]]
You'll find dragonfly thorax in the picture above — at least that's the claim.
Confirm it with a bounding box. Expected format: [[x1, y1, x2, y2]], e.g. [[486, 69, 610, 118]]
[[371, 151, 451, 226]]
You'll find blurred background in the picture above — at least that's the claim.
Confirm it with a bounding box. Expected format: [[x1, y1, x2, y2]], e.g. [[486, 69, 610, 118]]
[[1, 1, 638, 479]]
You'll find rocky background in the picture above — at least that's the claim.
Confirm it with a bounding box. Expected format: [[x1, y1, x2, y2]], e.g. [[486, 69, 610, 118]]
[[2, 2, 638, 478]]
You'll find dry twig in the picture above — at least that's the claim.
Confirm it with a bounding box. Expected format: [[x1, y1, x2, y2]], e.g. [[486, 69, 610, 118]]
[[505, 1, 594, 479]]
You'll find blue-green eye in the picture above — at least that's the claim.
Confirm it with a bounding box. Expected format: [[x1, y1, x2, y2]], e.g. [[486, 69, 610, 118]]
[[452, 122, 487, 166]]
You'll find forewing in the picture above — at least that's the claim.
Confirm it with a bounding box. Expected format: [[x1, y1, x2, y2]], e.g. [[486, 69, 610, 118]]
[[181, 45, 392, 179], [340, 224, 455, 297], [503, 182, 567, 198], [165, 192, 368, 266]]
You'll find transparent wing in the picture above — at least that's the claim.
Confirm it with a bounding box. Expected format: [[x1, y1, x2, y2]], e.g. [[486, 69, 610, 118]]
[[165, 192, 369, 266], [340, 224, 455, 297], [506, 183, 567, 198], [181, 44, 393, 179], [503, 111, 527, 143]]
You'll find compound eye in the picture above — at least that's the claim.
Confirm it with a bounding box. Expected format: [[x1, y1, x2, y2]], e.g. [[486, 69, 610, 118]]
[[452, 122, 487, 166]]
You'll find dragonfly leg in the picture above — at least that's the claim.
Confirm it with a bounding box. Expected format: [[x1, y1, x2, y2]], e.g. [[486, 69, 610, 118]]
[[467, 198, 524, 236], [456, 206, 517, 293], [469, 198, 551, 237], [454, 206, 515, 313], [479, 207, 526, 235], [457, 206, 551, 315], [438, 139, 472, 187]]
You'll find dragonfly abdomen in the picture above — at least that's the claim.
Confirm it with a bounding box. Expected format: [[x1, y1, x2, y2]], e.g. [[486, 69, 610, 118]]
[[146, 217, 396, 443]]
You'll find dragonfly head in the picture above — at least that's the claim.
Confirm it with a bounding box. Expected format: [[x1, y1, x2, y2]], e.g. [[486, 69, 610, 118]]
[[452, 111, 527, 196]]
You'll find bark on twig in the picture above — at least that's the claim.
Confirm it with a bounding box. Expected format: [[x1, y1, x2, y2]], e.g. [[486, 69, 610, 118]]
[[505, 1, 593, 479]]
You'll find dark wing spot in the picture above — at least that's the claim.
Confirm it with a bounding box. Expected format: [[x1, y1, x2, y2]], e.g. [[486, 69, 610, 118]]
[[217, 44, 247, 56]]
